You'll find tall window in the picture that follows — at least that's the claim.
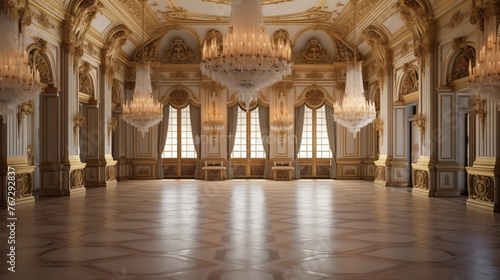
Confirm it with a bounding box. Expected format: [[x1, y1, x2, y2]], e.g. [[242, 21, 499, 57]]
[[162, 106, 196, 158], [299, 105, 332, 159], [232, 106, 265, 158]]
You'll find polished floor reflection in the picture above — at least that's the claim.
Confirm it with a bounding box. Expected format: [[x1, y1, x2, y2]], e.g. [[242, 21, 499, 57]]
[[1, 179, 499, 279]]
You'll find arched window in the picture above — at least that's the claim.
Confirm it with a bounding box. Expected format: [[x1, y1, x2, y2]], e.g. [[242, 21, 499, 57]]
[[299, 105, 332, 159], [162, 106, 196, 159], [232, 106, 265, 158]]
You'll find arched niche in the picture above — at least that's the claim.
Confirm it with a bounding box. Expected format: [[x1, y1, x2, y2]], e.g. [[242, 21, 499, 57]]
[[397, 64, 419, 104], [27, 39, 56, 89]]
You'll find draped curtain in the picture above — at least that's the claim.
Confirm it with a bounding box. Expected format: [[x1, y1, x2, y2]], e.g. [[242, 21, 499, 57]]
[[226, 105, 239, 178], [258, 104, 270, 178], [293, 104, 305, 179], [189, 104, 201, 179], [157, 105, 170, 179], [325, 105, 337, 179]]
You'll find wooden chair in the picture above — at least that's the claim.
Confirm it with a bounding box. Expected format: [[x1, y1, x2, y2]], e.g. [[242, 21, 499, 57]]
[[202, 158, 227, 180], [270, 158, 294, 180]]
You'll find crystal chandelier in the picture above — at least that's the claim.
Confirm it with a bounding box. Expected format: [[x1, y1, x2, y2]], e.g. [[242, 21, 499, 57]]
[[203, 101, 224, 144], [271, 101, 293, 145], [122, 0, 162, 136], [200, 0, 292, 109], [469, 24, 500, 108], [0, 0, 41, 122], [332, 0, 376, 138]]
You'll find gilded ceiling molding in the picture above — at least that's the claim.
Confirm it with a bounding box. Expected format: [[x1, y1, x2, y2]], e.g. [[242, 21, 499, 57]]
[[34, 11, 56, 30], [334, 0, 378, 37], [104, 26, 130, 88], [395, 0, 434, 70], [122, 0, 160, 35], [445, 11, 466, 29], [158, 6, 331, 25], [160, 38, 198, 64], [363, 26, 390, 88], [295, 38, 332, 64]]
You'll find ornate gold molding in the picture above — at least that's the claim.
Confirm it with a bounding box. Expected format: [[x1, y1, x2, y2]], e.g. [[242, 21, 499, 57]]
[[107, 117, 117, 145], [373, 118, 384, 145], [17, 100, 34, 134], [412, 113, 426, 146], [73, 113, 85, 145], [470, 95, 486, 138]]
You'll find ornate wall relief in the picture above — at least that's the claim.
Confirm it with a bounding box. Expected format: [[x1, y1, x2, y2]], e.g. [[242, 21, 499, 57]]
[[375, 165, 386, 181], [469, 175, 493, 202], [111, 79, 122, 110], [413, 169, 429, 190], [304, 86, 325, 108], [16, 173, 33, 199], [70, 169, 85, 190], [106, 166, 116, 181], [295, 38, 331, 64], [168, 88, 190, 108], [161, 38, 198, 63]]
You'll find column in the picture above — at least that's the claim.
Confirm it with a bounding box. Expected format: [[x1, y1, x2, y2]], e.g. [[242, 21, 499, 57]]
[[374, 65, 394, 186]]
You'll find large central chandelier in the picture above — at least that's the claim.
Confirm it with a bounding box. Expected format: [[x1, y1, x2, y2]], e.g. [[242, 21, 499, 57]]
[[0, 0, 40, 122], [333, 0, 376, 138], [469, 24, 500, 108], [200, 0, 292, 109], [122, 0, 162, 136]]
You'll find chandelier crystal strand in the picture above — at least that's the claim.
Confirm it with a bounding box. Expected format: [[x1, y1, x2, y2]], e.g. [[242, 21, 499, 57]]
[[201, 0, 292, 109], [0, 0, 41, 122], [122, 0, 162, 136], [469, 24, 500, 108], [332, 0, 376, 138]]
